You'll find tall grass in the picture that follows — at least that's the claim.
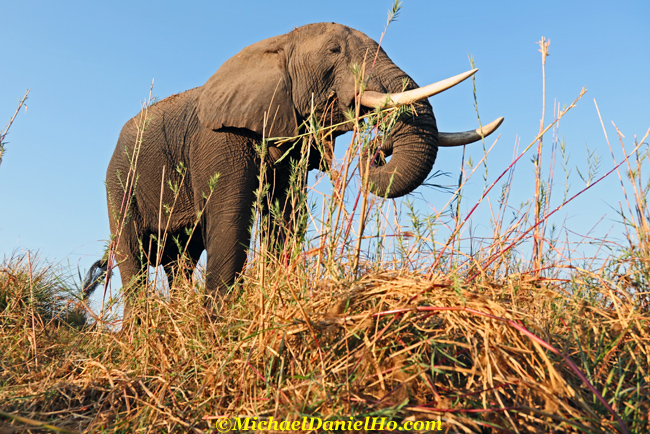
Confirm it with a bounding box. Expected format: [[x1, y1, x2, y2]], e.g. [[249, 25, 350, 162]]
[[2, 14, 650, 434], [0, 89, 29, 168]]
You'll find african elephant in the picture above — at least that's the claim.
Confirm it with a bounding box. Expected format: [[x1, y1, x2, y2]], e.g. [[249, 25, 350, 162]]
[[84, 22, 502, 308]]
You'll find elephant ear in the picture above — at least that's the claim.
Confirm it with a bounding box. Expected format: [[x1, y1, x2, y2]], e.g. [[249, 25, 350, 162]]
[[196, 34, 297, 138]]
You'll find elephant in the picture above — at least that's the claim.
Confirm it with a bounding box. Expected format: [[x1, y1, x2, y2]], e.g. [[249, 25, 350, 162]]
[[83, 22, 502, 311]]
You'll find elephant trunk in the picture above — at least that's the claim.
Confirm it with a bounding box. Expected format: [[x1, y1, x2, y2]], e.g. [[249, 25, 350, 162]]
[[356, 66, 503, 197], [361, 65, 439, 198], [364, 101, 438, 198]]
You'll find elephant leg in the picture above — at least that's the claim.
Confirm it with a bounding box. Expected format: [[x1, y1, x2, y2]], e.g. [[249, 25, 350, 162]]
[[262, 162, 309, 255], [160, 230, 203, 288], [162, 259, 195, 289], [202, 181, 258, 302], [109, 220, 148, 321], [190, 129, 260, 304]]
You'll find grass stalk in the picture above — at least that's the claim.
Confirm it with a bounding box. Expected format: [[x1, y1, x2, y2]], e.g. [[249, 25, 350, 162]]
[[0, 88, 30, 168]]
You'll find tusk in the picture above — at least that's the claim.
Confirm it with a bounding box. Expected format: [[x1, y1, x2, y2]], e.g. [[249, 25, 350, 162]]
[[360, 68, 478, 108], [438, 117, 504, 147]]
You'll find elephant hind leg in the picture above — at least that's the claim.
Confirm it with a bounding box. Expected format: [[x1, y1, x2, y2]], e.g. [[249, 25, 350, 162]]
[[159, 230, 204, 289], [109, 223, 149, 321], [161, 250, 199, 289]]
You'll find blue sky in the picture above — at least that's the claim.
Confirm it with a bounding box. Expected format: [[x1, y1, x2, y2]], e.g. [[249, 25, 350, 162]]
[[1, 0, 649, 281]]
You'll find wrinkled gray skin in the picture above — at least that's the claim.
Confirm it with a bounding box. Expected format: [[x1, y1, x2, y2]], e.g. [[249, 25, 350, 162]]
[[86, 23, 438, 307]]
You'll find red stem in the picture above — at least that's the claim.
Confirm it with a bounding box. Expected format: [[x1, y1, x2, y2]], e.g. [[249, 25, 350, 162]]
[[374, 305, 629, 434]]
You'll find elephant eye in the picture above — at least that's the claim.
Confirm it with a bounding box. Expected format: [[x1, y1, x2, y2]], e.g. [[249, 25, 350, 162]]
[[328, 44, 341, 54]]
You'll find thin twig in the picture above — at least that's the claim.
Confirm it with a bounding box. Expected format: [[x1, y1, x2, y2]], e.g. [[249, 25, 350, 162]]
[[0, 89, 30, 167]]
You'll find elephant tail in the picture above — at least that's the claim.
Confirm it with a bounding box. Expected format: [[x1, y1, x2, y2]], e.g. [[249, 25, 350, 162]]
[[83, 258, 108, 300]]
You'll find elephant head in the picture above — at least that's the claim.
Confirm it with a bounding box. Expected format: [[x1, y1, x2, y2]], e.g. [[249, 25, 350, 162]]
[[195, 22, 502, 199]]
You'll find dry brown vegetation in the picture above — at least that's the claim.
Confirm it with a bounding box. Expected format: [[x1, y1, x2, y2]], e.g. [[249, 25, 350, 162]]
[[2, 245, 650, 433]]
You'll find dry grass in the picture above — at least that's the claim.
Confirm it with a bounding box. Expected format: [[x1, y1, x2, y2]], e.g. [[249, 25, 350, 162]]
[[1, 258, 649, 433], [0, 89, 29, 168]]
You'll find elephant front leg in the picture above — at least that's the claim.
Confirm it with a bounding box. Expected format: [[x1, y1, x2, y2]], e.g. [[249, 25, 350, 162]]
[[195, 152, 259, 305], [262, 162, 309, 257], [202, 196, 256, 304], [190, 129, 264, 307]]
